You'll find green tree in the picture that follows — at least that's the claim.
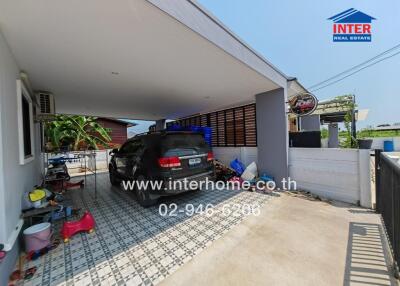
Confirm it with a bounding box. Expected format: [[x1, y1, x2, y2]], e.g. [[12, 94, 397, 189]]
[[45, 115, 111, 151], [335, 95, 357, 148], [321, 127, 329, 139]]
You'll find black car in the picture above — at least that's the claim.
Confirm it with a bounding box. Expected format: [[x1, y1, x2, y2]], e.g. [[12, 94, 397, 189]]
[[109, 131, 215, 206]]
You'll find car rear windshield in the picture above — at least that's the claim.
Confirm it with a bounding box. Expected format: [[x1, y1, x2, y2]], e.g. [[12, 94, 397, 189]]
[[162, 133, 209, 157]]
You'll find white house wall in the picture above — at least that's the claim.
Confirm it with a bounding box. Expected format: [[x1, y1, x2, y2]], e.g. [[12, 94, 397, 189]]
[[213, 147, 257, 168], [0, 32, 42, 249]]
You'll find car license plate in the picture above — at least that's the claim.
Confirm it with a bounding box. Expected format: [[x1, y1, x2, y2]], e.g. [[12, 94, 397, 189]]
[[189, 158, 201, 165]]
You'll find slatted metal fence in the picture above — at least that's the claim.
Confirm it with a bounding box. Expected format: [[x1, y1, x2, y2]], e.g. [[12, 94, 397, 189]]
[[166, 103, 257, 147], [375, 149, 400, 278]]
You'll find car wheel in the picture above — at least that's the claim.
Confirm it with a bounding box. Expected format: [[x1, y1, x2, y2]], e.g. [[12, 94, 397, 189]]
[[109, 169, 121, 186], [135, 174, 158, 207]]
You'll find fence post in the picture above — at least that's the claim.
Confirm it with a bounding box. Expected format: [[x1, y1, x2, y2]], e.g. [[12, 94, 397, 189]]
[[359, 150, 371, 208], [392, 164, 399, 279], [375, 149, 382, 213]]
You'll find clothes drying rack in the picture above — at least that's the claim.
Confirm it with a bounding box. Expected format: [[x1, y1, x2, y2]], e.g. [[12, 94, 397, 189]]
[[44, 151, 98, 199]]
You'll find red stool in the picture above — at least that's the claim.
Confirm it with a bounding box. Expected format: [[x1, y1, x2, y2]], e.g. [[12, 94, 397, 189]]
[[61, 211, 95, 242]]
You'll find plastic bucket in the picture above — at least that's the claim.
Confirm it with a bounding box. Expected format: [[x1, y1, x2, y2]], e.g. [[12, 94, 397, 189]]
[[384, 140, 394, 152], [23, 222, 51, 252]]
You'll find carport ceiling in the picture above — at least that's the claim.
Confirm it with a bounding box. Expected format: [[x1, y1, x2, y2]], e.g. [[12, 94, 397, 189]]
[[0, 0, 281, 120]]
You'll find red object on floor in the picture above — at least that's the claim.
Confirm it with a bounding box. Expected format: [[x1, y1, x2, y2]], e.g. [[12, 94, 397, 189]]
[[64, 180, 84, 189], [9, 270, 21, 281], [0, 250, 6, 261], [49, 179, 84, 192], [60, 211, 95, 242]]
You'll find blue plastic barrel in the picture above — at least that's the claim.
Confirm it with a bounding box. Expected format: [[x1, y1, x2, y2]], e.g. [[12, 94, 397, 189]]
[[186, 126, 212, 146], [202, 127, 212, 146], [384, 140, 394, 152], [166, 124, 183, 131], [189, 126, 202, 133], [167, 125, 212, 146]]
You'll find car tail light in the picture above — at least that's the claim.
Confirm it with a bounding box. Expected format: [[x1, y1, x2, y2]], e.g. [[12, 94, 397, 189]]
[[207, 152, 214, 161], [158, 156, 181, 168]]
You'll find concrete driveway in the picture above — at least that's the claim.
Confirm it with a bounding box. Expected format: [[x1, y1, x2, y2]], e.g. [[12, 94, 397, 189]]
[[17, 173, 398, 286], [161, 192, 399, 286]]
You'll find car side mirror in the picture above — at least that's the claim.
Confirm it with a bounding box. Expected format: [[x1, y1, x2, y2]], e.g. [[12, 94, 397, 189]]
[[110, 148, 118, 155]]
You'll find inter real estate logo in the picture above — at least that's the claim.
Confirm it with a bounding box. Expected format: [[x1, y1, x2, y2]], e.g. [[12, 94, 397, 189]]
[[328, 8, 376, 42]]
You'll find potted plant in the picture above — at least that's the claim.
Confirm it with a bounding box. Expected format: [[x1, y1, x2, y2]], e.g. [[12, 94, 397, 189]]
[[356, 127, 373, 149], [357, 133, 373, 150]]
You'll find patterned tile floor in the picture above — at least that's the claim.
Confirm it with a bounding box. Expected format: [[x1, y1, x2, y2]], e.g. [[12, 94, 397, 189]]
[[19, 174, 273, 286]]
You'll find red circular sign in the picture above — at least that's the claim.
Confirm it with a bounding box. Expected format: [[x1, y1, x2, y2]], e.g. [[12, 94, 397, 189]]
[[289, 93, 318, 116]]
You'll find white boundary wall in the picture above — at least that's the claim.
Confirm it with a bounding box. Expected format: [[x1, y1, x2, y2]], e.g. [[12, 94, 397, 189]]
[[213, 147, 257, 167], [289, 148, 371, 208]]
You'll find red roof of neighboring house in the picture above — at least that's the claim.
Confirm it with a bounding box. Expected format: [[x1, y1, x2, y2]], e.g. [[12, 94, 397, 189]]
[[97, 117, 136, 128], [95, 118, 137, 148]]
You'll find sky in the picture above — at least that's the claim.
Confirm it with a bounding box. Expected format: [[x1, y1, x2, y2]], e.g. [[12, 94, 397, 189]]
[[128, 0, 399, 133]]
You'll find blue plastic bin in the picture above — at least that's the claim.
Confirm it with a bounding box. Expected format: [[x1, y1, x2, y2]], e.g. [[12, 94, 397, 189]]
[[384, 140, 394, 152], [230, 159, 246, 175], [188, 126, 213, 146], [166, 124, 183, 131], [202, 127, 212, 146], [167, 125, 213, 146], [189, 126, 202, 133]]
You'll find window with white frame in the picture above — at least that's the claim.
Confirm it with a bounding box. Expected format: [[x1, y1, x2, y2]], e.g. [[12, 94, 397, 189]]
[[17, 80, 35, 165]]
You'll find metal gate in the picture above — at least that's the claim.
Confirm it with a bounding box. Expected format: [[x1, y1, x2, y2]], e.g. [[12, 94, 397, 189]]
[[375, 149, 400, 278]]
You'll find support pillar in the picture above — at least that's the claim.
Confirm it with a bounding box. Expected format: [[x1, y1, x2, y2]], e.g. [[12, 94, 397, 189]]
[[256, 88, 288, 188], [155, 119, 166, 131], [328, 123, 339, 148]]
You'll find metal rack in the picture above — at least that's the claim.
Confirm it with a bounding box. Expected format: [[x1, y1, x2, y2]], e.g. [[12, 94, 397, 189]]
[[44, 151, 98, 198]]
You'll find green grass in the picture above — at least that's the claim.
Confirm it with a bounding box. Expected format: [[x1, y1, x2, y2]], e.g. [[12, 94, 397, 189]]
[[337, 129, 400, 138]]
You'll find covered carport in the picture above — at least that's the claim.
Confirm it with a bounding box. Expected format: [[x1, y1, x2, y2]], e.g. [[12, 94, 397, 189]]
[[0, 0, 305, 284], [0, 0, 297, 181]]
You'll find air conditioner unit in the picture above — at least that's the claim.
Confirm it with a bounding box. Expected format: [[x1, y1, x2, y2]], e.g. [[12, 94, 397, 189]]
[[35, 92, 56, 121]]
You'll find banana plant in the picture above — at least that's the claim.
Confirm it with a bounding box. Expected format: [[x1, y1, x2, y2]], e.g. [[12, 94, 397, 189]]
[[45, 115, 111, 151]]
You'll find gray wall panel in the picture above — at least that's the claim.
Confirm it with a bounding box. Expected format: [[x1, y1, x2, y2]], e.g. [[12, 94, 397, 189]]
[[256, 88, 288, 187]]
